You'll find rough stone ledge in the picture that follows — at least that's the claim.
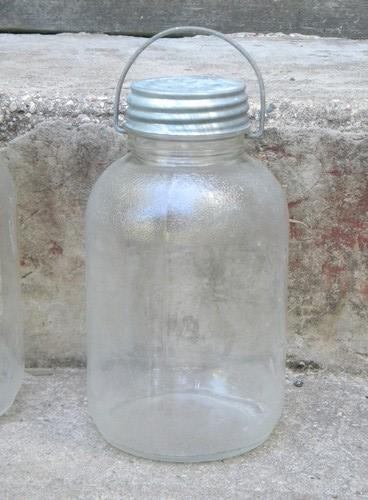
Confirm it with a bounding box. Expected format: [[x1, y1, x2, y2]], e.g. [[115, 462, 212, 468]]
[[1, 368, 367, 499], [1, 32, 367, 143], [1, 96, 367, 145]]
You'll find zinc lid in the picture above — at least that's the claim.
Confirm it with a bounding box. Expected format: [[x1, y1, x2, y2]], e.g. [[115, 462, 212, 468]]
[[124, 76, 250, 139]]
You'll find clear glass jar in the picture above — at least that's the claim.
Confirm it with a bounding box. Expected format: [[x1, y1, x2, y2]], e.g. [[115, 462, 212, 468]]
[[0, 165, 23, 415], [86, 134, 288, 461]]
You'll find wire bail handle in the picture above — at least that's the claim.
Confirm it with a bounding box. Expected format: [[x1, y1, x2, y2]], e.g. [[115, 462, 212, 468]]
[[114, 26, 266, 138]]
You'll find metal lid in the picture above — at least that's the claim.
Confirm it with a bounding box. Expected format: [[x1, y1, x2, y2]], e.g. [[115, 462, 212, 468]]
[[124, 76, 250, 139]]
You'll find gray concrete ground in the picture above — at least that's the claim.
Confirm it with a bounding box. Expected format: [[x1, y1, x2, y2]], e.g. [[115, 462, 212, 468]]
[[1, 368, 367, 499]]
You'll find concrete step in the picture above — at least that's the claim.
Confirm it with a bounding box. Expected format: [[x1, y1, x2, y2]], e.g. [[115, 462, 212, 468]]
[[1, 368, 367, 498], [0, 32, 367, 144]]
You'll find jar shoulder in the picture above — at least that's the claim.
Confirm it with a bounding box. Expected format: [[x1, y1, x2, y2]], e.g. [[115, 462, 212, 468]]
[[87, 155, 288, 241], [89, 151, 285, 204], [240, 151, 286, 201]]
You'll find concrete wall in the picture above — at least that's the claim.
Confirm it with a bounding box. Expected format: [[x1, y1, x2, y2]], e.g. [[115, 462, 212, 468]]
[[3, 123, 366, 373], [1, 0, 368, 39], [0, 33, 367, 373]]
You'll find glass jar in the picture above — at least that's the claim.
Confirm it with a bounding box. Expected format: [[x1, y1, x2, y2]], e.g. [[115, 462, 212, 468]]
[[0, 165, 23, 415], [87, 28, 288, 462]]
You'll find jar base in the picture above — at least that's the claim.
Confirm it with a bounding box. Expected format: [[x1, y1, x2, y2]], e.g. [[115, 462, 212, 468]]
[[0, 386, 22, 416], [0, 367, 23, 416], [105, 433, 272, 463], [92, 390, 278, 462]]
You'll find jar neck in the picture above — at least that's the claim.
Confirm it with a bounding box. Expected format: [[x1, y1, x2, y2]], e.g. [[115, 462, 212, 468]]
[[128, 134, 245, 167]]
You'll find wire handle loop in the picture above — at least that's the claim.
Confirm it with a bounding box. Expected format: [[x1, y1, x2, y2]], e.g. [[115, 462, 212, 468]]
[[114, 26, 265, 138]]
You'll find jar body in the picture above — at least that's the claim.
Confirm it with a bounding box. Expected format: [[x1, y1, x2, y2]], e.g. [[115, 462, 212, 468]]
[[86, 136, 288, 461], [0, 166, 23, 415]]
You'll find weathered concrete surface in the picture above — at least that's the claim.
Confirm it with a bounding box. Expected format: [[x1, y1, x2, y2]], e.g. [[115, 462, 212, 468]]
[[1, 33, 368, 144], [1, 124, 126, 366], [250, 130, 368, 375], [1, 368, 367, 499], [2, 122, 367, 373], [0, 33, 367, 372], [1, 0, 368, 39]]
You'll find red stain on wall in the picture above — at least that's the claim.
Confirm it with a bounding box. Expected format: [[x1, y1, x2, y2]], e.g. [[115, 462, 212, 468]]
[[318, 226, 357, 249], [322, 262, 346, 277], [357, 234, 368, 252], [328, 168, 343, 177], [339, 218, 365, 230], [316, 210, 368, 251], [289, 224, 304, 240], [48, 240, 63, 257]]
